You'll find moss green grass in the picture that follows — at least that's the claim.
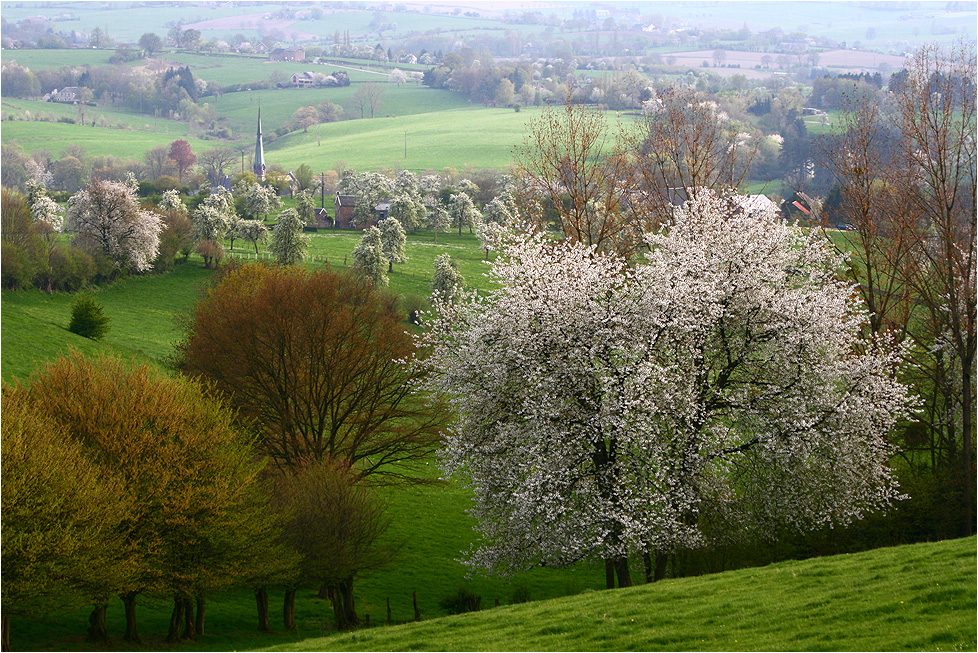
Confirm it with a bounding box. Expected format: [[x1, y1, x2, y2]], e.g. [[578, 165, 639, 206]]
[[0, 120, 217, 160], [265, 536, 977, 652]]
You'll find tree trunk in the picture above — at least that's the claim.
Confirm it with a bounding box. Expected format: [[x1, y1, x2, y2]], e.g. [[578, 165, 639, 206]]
[[122, 591, 140, 644], [388, 260, 393, 273], [386, 597, 391, 624], [615, 556, 632, 588], [654, 552, 669, 582], [165, 597, 184, 643], [283, 589, 296, 631], [181, 596, 196, 641], [604, 559, 615, 590], [255, 587, 270, 632], [195, 596, 206, 636], [341, 577, 357, 627], [643, 550, 653, 584], [413, 590, 420, 622], [86, 604, 109, 644], [327, 577, 358, 630], [961, 357, 975, 536], [2, 611, 10, 652]]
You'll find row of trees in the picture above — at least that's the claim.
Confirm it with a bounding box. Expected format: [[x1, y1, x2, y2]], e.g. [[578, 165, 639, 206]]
[[815, 42, 976, 535], [3, 261, 451, 648]]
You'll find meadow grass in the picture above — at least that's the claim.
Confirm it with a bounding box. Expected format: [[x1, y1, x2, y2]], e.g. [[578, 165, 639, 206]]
[[0, 120, 219, 160], [0, 262, 216, 383], [264, 106, 543, 173], [263, 536, 977, 653], [158, 53, 400, 87], [0, 48, 118, 70], [206, 84, 472, 138], [4, 231, 975, 652], [1, 98, 192, 136], [0, 229, 492, 384], [0, 4, 286, 43]]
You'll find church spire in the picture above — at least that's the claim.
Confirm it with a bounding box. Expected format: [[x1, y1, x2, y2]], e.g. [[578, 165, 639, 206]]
[[254, 105, 266, 181]]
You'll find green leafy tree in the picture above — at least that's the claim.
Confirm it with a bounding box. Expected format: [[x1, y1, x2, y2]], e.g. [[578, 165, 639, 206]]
[[138, 32, 163, 56], [1, 392, 132, 652], [17, 352, 271, 644], [273, 460, 395, 630]]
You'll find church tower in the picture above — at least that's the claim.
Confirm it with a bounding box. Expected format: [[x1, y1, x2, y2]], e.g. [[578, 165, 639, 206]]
[[253, 106, 266, 181]]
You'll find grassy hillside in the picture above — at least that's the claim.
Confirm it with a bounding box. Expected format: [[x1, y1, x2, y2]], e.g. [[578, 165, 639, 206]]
[[207, 84, 472, 137], [1, 97, 193, 135], [0, 262, 218, 383], [0, 231, 493, 384], [265, 106, 545, 173], [266, 536, 977, 652], [0, 120, 220, 160]]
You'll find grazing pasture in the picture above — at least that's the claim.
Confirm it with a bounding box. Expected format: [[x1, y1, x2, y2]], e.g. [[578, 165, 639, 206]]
[[267, 536, 977, 653], [207, 84, 472, 136], [0, 120, 217, 160], [1, 97, 193, 137], [263, 106, 545, 173]]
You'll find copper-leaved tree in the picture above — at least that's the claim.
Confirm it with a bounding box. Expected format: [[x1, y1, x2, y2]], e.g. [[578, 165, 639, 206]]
[[176, 264, 450, 627]]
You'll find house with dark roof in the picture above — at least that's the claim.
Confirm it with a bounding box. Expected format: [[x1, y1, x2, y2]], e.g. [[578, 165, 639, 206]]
[[270, 46, 304, 62], [291, 71, 316, 87], [50, 86, 81, 103]]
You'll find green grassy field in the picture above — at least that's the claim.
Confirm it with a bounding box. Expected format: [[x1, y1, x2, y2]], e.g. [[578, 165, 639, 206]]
[[264, 106, 544, 173], [157, 53, 401, 87], [207, 84, 472, 137], [0, 119, 220, 160], [0, 4, 286, 43], [1, 97, 192, 136], [265, 536, 976, 652], [0, 229, 492, 384], [0, 262, 219, 383]]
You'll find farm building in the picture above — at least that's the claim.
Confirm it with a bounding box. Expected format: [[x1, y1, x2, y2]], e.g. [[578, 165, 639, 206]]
[[335, 194, 357, 227], [333, 194, 388, 228], [291, 72, 316, 87], [270, 46, 304, 62], [48, 86, 81, 103], [781, 191, 818, 220], [312, 208, 331, 228]]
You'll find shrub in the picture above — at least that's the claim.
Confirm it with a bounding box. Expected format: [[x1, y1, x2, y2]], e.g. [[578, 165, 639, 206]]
[[1, 242, 37, 289], [155, 175, 181, 193], [67, 294, 110, 340], [195, 239, 224, 269], [400, 293, 428, 325], [439, 586, 481, 614], [49, 245, 95, 291]]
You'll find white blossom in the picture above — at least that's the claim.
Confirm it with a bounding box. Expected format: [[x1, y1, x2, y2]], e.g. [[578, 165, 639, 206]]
[[416, 191, 915, 576], [65, 179, 162, 272]]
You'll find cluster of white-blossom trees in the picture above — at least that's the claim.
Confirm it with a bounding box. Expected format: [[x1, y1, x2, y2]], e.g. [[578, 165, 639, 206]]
[[418, 191, 915, 588]]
